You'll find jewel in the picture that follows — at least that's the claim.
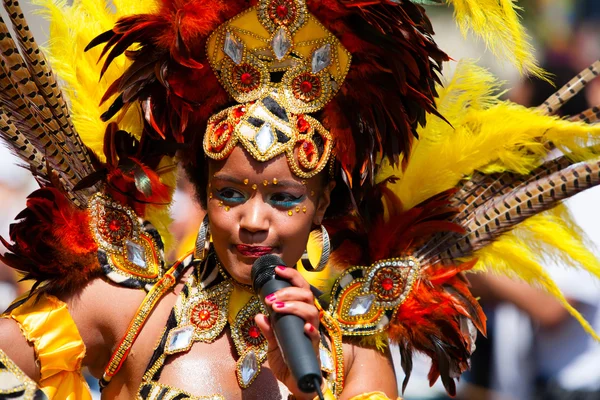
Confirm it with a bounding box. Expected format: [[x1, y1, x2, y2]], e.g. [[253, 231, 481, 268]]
[[241, 72, 253, 85], [312, 44, 332, 74], [271, 27, 292, 60], [300, 81, 313, 93], [348, 293, 375, 316], [297, 117, 310, 132], [320, 346, 334, 372], [254, 122, 276, 154], [108, 219, 121, 232], [166, 325, 195, 354], [233, 106, 246, 119], [248, 326, 261, 339], [198, 310, 211, 321], [224, 31, 243, 65], [126, 239, 146, 268], [276, 4, 288, 18], [382, 278, 394, 291], [240, 350, 259, 386]]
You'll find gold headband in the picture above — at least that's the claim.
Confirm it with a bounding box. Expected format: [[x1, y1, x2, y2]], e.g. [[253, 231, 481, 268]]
[[203, 0, 351, 178]]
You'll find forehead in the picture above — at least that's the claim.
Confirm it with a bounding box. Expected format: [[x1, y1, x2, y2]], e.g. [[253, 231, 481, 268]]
[[208, 146, 298, 181]]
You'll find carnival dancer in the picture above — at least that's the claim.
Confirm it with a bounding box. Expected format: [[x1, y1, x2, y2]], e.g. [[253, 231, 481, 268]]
[[1, 0, 600, 399]]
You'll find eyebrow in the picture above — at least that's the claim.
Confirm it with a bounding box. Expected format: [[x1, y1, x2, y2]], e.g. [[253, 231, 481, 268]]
[[212, 174, 306, 189]]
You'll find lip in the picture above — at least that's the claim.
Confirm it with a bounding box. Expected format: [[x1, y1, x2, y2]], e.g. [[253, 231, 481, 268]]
[[235, 244, 274, 258]]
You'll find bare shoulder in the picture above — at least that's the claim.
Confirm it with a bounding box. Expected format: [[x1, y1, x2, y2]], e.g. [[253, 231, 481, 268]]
[[341, 339, 398, 400], [0, 317, 39, 381]]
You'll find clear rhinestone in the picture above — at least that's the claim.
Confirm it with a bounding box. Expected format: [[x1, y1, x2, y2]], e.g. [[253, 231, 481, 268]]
[[312, 44, 332, 73], [348, 294, 375, 316], [224, 31, 243, 65], [166, 325, 195, 353], [320, 347, 334, 372], [126, 240, 146, 268], [240, 350, 259, 386], [271, 27, 292, 60], [254, 123, 275, 154]]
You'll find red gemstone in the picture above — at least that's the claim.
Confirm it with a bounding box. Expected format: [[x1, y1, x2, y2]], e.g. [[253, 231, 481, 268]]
[[241, 72, 253, 85], [276, 4, 288, 18], [198, 309, 211, 321], [233, 106, 246, 119], [297, 117, 310, 132], [108, 219, 121, 232], [300, 81, 313, 93], [248, 326, 261, 339], [382, 278, 394, 291]]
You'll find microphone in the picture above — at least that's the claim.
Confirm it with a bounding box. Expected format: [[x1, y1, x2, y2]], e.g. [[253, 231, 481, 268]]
[[251, 254, 324, 397]]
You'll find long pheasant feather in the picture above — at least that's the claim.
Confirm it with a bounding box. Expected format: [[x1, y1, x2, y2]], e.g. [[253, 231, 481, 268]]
[[439, 159, 600, 261], [537, 60, 600, 115], [3, 0, 94, 172]]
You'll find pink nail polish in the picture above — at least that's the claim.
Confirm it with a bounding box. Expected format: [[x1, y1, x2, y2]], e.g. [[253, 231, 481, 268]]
[[266, 294, 276, 302], [274, 302, 285, 308], [277, 265, 286, 271]]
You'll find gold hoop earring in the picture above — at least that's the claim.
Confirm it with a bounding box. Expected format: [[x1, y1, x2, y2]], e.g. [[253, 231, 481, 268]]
[[301, 224, 330, 272], [194, 214, 211, 261]]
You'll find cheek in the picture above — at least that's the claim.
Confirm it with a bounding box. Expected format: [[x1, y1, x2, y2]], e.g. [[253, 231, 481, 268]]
[[272, 205, 315, 263], [207, 200, 237, 241]]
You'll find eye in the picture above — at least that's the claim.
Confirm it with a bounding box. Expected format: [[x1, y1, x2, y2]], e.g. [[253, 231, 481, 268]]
[[215, 188, 247, 203], [268, 192, 304, 208]]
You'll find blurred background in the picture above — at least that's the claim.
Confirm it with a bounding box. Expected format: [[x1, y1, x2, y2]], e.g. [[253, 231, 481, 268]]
[[0, 1, 599, 399]]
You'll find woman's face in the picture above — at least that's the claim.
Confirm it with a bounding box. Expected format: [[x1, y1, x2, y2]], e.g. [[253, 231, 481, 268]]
[[207, 146, 334, 285]]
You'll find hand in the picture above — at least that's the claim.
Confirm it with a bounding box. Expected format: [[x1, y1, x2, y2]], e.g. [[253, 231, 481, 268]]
[[254, 265, 322, 400]]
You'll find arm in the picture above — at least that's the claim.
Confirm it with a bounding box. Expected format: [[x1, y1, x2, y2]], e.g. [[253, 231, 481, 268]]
[[0, 318, 39, 380], [340, 343, 398, 400], [469, 274, 571, 328]]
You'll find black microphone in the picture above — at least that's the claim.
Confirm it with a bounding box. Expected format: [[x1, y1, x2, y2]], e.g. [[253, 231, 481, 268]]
[[251, 254, 323, 397]]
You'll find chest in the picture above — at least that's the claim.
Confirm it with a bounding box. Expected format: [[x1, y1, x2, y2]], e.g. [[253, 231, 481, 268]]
[[152, 335, 292, 399]]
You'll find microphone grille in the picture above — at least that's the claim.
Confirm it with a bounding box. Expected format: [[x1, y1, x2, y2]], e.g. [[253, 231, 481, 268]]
[[251, 254, 285, 293]]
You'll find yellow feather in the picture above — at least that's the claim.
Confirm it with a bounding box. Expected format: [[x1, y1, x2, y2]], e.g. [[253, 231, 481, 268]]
[[379, 60, 600, 211], [472, 233, 600, 341], [33, 0, 157, 161], [445, 0, 548, 79], [379, 60, 600, 339]]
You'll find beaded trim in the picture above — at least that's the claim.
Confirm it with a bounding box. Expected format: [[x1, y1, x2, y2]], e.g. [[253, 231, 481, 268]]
[[0, 349, 45, 399], [99, 252, 193, 388]]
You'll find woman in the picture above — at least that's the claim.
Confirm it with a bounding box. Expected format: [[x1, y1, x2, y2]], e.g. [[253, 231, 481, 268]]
[[1, 0, 600, 399]]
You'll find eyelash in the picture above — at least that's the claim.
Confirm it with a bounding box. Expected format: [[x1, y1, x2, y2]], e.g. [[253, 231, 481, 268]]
[[214, 188, 304, 209]]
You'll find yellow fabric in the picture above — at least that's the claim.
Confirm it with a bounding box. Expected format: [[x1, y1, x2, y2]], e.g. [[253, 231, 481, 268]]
[[349, 392, 397, 399], [4, 294, 92, 400]]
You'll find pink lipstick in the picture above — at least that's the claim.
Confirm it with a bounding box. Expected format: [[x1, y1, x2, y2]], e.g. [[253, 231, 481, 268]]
[[235, 245, 273, 257]]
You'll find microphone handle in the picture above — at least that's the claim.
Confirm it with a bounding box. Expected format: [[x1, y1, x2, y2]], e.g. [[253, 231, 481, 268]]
[[259, 276, 322, 393]]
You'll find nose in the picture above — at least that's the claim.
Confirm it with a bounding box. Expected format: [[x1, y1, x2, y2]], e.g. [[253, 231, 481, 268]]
[[239, 196, 270, 235]]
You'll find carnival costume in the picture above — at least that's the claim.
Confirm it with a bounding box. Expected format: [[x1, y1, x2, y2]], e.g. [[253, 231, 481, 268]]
[[1, 0, 600, 398]]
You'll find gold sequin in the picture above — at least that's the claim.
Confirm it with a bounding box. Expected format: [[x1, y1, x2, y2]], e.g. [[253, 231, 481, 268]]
[[302, 206, 307, 213], [263, 180, 268, 186], [244, 179, 249, 185], [218, 201, 224, 207], [295, 206, 300, 213], [288, 210, 293, 216], [224, 206, 231, 212], [251, 184, 258, 190], [310, 190, 315, 197], [273, 178, 278, 185], [209, 193, 213, 200]]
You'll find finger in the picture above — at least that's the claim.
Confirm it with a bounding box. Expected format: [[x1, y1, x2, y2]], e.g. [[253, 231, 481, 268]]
[[265, 286, 313, 306], [255, 313, 277, 348], [304, 322, 320, 345], [274, 266, 310, 290], [272, 301, 320, 329]]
